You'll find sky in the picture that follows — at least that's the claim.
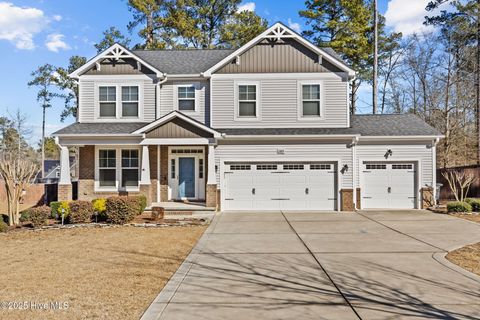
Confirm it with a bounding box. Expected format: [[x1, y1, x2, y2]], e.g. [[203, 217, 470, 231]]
[[0, 0, 445, 144]]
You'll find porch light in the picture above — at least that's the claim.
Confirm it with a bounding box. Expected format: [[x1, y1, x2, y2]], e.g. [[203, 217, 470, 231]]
[[341, 164, 348, 174], [385, 149, 393, 159]]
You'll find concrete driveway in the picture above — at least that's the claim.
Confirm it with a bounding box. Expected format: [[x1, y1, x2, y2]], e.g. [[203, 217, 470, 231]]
[[142, 210, 480, 320]]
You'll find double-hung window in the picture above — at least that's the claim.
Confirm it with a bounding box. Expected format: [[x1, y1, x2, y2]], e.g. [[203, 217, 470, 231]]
[[178, 86, 196, 111], [99, 150, 116, 187], [302, 84, 321, 117], [121, 149, 139, 187], [238, 85, 257, 117], [122, 86, 139, 117], [99, 86, 116, 117]]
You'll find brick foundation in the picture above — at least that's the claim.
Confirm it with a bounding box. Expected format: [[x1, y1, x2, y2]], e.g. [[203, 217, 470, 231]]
[[206, 184, 217, 208], [356, 188, 361, 210], [340, 189, 354, 211], [139, 184, 151, 205], [216, 189, 221, 212], [58, 184, 72, 201], [421, 187, 434, 209], [160, 146, 168, 201]]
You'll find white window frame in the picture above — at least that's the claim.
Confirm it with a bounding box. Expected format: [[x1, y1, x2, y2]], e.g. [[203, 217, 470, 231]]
[[121, 86, 140, 118], [234, 80, 261, 121], [94, 82, 144, 121], [297, 80, 324, 120], [174, 83, 200, 113], [98, 85, 117, 118], [94, 145, 141, 192], [121, 149, 140, 188]]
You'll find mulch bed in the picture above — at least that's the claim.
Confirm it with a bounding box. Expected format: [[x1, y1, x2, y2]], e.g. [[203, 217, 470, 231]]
[[446, 242, 480, 277]]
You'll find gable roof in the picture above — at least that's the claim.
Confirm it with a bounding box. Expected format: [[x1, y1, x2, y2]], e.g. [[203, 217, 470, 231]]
[[69, 43, 165, 78], [203, 22, 355, 77], [133, 49, 234, 75]]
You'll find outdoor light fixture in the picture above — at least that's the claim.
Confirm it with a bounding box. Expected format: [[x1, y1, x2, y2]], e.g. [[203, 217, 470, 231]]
[[341, 164, 348, 174], [385, 149, 393, 159]]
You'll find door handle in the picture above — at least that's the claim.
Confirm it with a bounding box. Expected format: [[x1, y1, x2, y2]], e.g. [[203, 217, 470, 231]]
[[252, 188, 255, 195], [305, 187, 309, 195], [388, 187, 391, 193]]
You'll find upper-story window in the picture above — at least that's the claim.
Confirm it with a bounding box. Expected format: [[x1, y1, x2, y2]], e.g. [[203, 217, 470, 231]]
[[99, 86, 116, 117], [302, 84, 321, 117], [177, 85, 196, 111], [238, 84, 257, 117], [122, 86, 139, 117]]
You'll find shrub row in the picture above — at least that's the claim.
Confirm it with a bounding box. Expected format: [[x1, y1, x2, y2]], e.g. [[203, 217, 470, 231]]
[[465, 198, 480, 212], [0, 216, 8, 233], [20, 206, 51, 227], [447, 201, 472, 213]]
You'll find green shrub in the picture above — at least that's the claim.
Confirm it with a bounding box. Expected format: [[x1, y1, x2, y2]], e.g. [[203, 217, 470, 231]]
[[135, 195, 147, 215], [105, 196, 138, 224], [25, 206, 51, 227], [447, 201, 472, 213], [50, 201, 60, 218], [465, 198, 480, 212], [0, 216, 8, 233], [67, 200, 94, 224], [58, 201, 70, 217]]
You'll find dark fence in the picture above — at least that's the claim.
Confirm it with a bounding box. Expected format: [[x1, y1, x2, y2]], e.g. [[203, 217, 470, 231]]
[[437, 165, 480, 200]]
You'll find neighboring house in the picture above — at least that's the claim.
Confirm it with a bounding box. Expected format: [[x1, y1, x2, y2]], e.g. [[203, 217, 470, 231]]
[[52, 22, 442, 211], [39, 158, 76, 184]]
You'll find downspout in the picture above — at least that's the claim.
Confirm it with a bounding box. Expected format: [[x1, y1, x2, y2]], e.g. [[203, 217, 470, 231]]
[[351, 136, 359, 210], [432, 137, 440, 206]]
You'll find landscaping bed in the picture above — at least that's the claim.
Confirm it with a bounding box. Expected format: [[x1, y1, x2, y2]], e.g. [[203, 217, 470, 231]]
[[449, 213, 480, 223], [0, 225, 207, 319], [446, 242, 480, 277]]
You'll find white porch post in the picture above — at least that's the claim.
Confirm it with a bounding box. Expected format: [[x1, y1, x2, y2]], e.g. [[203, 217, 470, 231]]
[[207, 144, 216, 185], [58, 144, 71, 185], [140, 145, 151, 185]]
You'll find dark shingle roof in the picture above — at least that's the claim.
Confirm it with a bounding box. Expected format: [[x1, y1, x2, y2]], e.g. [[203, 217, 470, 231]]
[[133, 49, 235, 74], [52, 122, 147, 135], [218, 114, 441, 136], [53, 114, 441, 137]]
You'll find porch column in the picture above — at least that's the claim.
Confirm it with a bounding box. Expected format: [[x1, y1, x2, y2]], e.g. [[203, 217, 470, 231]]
[[139, 145, 152, 206], [206, 144, 218, 209], [57, 141, 72, 201]]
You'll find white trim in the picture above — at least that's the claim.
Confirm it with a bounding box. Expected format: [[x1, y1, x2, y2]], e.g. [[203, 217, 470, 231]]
[[358, 157, 422, 209], [141, 138, 211, 145], [79, 74, 156, 81], [132, 110, 222, 137], [219, 157, 343, 212], [157, 145, 161, 202], [222, 134, 359, 141], [70, 43, 164, 78], [359, 135, 444, 141], [94, 82, 144, 121], [210, 72, 346, 80], [94, 145, 141, 192], [173, 82, 200, 114], [203, 22, 355, 77], [297, 80, 325, 120], [234, 80, 261, 121]]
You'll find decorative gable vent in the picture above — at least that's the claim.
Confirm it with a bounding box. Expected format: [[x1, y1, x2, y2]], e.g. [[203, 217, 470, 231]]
[[265, 25, 295, 41]]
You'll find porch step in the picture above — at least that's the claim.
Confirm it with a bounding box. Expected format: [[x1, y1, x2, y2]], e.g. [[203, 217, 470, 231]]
[[149, 202, 215, 212], [165, 211, 194, 216]]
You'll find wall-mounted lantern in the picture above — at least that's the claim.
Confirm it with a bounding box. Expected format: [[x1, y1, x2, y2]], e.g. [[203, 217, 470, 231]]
[[341, 164, 349, 174], [384, 149, 393, 159]]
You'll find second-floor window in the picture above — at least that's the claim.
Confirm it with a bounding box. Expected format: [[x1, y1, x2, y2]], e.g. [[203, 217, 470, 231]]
[[178, 86, 196, 111], [238, 85, 257, 117], [122, 86, 139, 117], [302, 84, 321, 117], [99, 86, 116, 117]]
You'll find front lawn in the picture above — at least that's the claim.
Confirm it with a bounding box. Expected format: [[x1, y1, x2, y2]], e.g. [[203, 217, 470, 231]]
[[0, 226, 206, 319], [446, 242, 480, 277]]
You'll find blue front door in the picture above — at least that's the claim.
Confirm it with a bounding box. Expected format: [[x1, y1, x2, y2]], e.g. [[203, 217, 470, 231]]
[[178, 157, 195, 198]]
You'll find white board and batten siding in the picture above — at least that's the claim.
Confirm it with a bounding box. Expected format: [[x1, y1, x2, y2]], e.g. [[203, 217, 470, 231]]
[[78, 78, 156, 122], [210, 74, 349, 128], [158, 80, 209, 124]]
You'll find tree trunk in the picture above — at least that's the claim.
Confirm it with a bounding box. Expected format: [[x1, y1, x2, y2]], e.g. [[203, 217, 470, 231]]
[[373, 0, 378, 114], [477, 0, 480, 163], [41, 105, 46, 179]]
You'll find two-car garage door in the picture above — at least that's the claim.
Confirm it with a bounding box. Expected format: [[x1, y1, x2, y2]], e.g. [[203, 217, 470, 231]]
[[223, 162, 337, 211]]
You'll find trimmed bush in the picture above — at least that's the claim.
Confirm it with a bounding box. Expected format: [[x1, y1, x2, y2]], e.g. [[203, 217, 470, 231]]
[[50, 201, 70, 219], [0, 216, 7, 233], [50, 201, 60, 218], [135, 195, 147, 215], [68, 200, 94, 224], [92, 198, 108, 222], [25, 206, 51, 227], [465, 198, 480, 212], [105, 196, 138, 224], [447, 201, 472, 213]]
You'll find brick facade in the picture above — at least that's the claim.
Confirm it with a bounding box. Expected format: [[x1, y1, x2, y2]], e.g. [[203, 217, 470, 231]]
[[356, 188, 361, 210], [421, 187, 434, 209], [340, 189, 354, 211], [58, 184, 72, 201], [159, 145, 168, 201], [206, 184, 217, 208]]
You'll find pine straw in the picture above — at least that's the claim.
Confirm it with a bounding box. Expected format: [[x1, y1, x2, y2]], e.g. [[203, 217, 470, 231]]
[[0, 226, 206, 319], [449, 213, 480, 223], [446, 242, 480, 277]]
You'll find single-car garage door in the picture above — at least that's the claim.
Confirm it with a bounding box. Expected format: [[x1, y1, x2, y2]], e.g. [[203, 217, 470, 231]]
[[362, 162, 416, 209], [223, 162, 337, 211]]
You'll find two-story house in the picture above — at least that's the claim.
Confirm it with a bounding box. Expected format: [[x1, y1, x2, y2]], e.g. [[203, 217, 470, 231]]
[[53, 22, 442, 211]]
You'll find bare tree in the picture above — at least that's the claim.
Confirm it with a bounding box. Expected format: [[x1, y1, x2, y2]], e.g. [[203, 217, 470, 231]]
[[442, 170, 476, 201]]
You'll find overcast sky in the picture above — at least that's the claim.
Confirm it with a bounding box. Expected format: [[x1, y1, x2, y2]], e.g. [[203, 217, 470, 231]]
[[0, 0, 445, 144]]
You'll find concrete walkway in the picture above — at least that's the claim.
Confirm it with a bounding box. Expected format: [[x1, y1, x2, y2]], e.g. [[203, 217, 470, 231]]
[[142, 210, 480, 320]]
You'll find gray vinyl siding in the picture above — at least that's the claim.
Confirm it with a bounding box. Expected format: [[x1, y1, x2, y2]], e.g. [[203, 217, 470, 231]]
[[78, 78, 156, 122], [355, 143, 434, 188], [211, 76, 348, 128], [215, 142, 353, 190], [217, 39, 342, 73], [159, 80, 209, 124]]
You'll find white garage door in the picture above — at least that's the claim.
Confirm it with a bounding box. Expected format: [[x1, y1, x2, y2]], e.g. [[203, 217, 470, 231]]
[[362, 162, 416, 209], [223, 163, 337, 211]]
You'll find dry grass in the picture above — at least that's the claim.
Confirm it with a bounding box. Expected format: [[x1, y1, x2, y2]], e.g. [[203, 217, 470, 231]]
[[0, 226, 206, 319], [446, 242, 480, 277], [450, 213, 480, 223]]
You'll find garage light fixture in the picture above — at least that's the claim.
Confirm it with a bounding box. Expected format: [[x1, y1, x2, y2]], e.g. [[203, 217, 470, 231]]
[[341, 164, 348, 174], [384, 149, 393, 159]]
